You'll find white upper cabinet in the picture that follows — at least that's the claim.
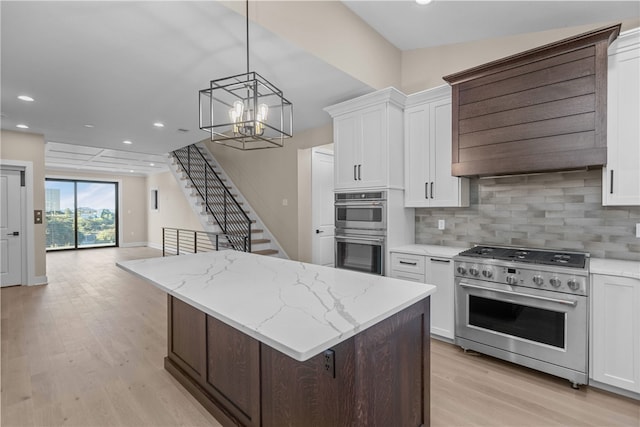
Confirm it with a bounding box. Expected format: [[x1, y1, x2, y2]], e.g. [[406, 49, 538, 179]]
[[603, 28, 640, 206], [404, 85, 469, 207], [325, 88, 406, 191]]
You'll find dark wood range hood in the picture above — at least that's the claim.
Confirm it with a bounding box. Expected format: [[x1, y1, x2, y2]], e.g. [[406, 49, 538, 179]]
[[443, 24, 621, 177]]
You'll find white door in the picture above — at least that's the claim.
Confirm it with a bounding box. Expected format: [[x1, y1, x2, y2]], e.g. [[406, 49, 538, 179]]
[[311, 148, 335, 266], [1, 169, 23, 287]]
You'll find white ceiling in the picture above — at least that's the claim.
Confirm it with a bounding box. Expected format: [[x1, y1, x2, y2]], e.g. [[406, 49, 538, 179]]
[[2, 1, 638, 175], [45, 142, 170, 176], [344, 1, 640, 51]]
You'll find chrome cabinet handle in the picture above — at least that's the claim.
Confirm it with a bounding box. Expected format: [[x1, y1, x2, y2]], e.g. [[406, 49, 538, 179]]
[[425, 182, 429, 199], [430, 182, 434, 199], [399, 260, 417, 266], [354, 165, 357, 181], [430, 258, 450, 263], [358, 164, 361, 181], [7, 231, 19, 236], [459, 283, 577, 307]]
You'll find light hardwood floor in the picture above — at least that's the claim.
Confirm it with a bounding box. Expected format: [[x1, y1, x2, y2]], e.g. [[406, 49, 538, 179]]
[[2, 247, 639, 426]]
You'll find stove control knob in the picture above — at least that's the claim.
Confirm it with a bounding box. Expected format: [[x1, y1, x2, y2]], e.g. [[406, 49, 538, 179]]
[[550, 277, 562, 288], [567, 279, 580, 291], [469, 266, 480, 277], [457, 265, 467, 275], [506, 275, 518, 285], [532, 275, 544, 286], [482, 268, 493, 278]]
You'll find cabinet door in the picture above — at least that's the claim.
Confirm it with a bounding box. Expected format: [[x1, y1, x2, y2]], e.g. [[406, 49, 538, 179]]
[[426, 257, 454, 339], [591, 274, 640, 393], [429, 98, 467, 207], [404, 105, 431, 207], [359, 105, 387, 188], [334, 114, 360, 190], [603, 35, 640, 205]]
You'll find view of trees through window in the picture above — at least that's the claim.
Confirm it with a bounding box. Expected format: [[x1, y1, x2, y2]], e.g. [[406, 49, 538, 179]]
[[46, 179, 118, 250]]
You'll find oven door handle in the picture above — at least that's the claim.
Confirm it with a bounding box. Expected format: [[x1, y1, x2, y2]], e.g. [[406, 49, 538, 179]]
[[334, 201, 383, 207], [335, 236, 384, 243], [459, 283, 578, 307]]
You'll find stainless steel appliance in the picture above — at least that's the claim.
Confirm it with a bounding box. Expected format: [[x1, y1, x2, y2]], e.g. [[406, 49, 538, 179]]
[[454, 245, 589, 388], [335, 191, 386, 231], [335, 230, 385, 275], [335, 191, 386, 275]]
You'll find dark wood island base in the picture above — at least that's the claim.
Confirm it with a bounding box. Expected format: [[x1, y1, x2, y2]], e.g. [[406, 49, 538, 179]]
[[165, 295, 431, 427]]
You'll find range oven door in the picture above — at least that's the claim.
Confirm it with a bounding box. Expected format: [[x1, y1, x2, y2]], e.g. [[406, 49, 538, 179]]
[[334, 200, 386, 231], [455, 277, 587, 374], [335, 232, 384, 275]]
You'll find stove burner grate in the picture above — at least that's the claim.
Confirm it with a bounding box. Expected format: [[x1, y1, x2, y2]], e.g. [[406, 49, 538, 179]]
[[458, 246, 587, 269]]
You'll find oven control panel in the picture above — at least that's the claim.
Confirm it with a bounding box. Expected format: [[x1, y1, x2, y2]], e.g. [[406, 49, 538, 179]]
[[454, 261, 587, 296]]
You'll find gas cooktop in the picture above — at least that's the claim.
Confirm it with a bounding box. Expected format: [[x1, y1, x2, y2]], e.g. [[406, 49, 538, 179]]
[[457, 245, 588, 269]]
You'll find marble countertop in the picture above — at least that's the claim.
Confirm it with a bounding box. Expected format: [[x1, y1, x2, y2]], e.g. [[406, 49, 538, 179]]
[[389, 244, 466, 258], [590, 258, 640, 280], [117, 251, 436, 362]]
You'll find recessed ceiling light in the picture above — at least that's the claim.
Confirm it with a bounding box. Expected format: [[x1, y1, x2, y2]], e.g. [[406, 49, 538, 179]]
[[122, 140, 133, 145], [129, 169, 135, 173], [153, 122, 165, 128], [416, 0, 432, 4], [18, 95, 34, 102], [16, 124, 29, 129], [149, 163, 155, 167], [84, 124, 95, 128]]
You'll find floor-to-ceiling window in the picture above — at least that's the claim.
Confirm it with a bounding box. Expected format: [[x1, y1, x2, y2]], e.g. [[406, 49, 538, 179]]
[[45, 179, 118, 250]]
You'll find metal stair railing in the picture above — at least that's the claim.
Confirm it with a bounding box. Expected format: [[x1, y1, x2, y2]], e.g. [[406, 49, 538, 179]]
[[162, 227, 247, 256], [172, 144, 251, 252]]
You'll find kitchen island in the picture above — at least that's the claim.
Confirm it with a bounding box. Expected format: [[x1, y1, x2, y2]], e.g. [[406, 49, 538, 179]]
[[118, 250, 435, 427]]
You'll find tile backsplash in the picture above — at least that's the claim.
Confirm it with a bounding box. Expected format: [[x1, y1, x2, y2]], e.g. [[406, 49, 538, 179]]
[[415, 169, 640, 261]]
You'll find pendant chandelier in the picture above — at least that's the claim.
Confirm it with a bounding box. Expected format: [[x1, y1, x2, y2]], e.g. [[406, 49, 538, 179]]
[[199, 0, 293, 150]]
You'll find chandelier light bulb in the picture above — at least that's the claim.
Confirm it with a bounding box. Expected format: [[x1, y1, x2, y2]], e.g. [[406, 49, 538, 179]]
[[233, 100, 244, 120], [255, 103, 268, 135]]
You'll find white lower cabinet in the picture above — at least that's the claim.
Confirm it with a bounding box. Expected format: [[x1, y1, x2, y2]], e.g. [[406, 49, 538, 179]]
[[425, 257, 454, 339], [390, 251, 454, 340], [590, 274, 640, 394]]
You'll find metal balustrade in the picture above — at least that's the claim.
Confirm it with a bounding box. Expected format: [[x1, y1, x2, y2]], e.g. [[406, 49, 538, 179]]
[[172, 144, 251, 253], [162, 227, 248, 256]]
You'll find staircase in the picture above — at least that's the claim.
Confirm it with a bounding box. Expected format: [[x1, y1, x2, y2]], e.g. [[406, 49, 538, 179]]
[[169, 143, 283, 257]]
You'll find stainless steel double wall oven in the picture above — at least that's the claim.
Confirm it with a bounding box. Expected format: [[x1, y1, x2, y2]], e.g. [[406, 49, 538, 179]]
[[334, 191, 386, 275]]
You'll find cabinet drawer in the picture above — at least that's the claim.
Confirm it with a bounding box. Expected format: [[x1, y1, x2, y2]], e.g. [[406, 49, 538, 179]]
[[390, 270, 425, 283], [391, 253, 425, 275]]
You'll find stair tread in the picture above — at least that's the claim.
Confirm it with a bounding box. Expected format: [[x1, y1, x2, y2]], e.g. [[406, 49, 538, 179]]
[[252, 249, 279, 256], [251, 238, 271, 244]]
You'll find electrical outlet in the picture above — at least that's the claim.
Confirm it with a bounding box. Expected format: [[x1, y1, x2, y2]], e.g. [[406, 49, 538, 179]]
[[438, 219, 445, 230], [636, 223, 640, 238], [323, 349, 335, 378], [282, 198, 288, 206]]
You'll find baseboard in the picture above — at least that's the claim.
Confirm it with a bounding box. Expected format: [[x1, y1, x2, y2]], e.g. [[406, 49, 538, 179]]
[[147, 242, 163, 251], [120, 242, 148, 248], [588, 379, 640, 401], [29, 275, 48, 286]]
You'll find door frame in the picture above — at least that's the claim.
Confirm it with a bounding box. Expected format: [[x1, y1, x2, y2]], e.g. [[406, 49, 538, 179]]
[[0, 160, 38, 286]]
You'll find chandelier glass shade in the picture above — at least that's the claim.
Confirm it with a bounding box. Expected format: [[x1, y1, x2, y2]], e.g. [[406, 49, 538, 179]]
[[199, 1, 293, 150]]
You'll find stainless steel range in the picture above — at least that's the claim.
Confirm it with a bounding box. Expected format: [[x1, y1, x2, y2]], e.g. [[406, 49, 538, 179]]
[[454, 245, 590, 388]]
